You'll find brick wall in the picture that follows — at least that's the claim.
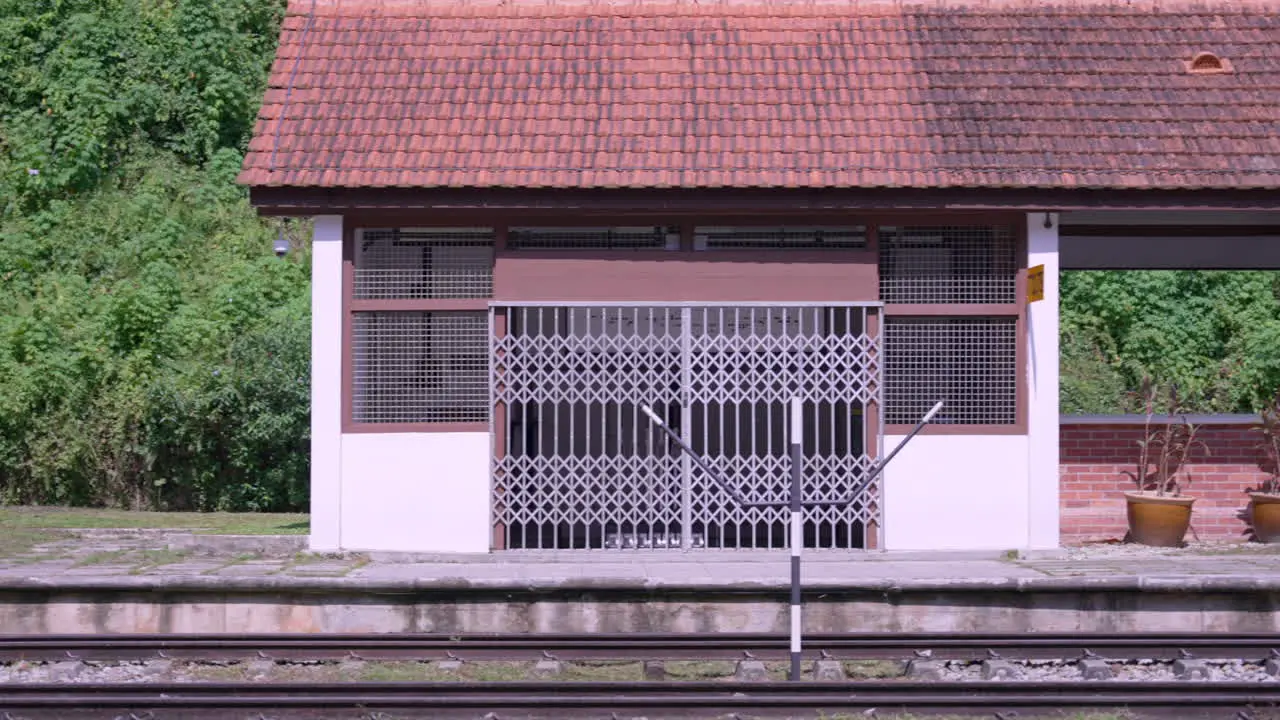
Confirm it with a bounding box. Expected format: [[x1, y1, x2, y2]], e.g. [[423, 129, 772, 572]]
[[1060, 420, 1270, 544]]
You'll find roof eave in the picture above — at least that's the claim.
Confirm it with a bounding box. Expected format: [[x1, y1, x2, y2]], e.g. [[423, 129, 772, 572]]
[[248, 186, 1280, 217]]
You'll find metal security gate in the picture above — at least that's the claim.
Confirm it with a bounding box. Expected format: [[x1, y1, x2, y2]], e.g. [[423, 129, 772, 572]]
[[490, 303, 882, 551]]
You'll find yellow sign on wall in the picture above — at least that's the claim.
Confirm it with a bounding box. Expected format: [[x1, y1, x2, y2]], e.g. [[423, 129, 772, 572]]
[[1027, 265, 1045, 303]]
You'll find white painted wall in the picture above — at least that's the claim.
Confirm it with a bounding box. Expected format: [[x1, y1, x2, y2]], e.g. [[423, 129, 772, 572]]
[[309, 216, 344, 551], [1027, 212, 1061, 549], [882, 434, 1030, 550], [339, 433, 491, 553]]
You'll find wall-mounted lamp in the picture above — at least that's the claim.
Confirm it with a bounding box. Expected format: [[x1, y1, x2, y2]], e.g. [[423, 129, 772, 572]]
[[274, 223, 290, 257], [1043, 212, 1055, 230]]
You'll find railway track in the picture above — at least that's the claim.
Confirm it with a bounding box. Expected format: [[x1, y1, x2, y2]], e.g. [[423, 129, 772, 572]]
[[5, 635, 1280, 717], [0, 680, 1279, 718], [2, 631, 1279, 662]]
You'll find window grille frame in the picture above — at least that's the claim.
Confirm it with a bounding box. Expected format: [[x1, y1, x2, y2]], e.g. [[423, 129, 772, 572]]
[[506, 226, 681, 251], [883, 316, 1020, 427], [693, 226, 869, 251], [878, 224, 1018, 305], [339, 218, 1027, 435], [354, 227, 495, 300], [344, 226, 496, 433], [878, 221, 1027, 436]]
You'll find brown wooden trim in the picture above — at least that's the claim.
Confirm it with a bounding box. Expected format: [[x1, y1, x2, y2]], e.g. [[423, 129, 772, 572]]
[[682, 216, 883, 228], [884, 304, 1020, 316], [494, 249, 680, 262], [501, 217, 686, 229], [895, 421, 1025, 436], [350, 299, 490, 312], [865, 519, 880, 550], [251, 186, 1280, 215], [311, 208, 1023, 230], [864, 306, 882, 550], [1015, 220, 1030, 437], [494, 248, 875, 263], [341, 223, 355, 432], [343, 422, 489, 434], [349, 221, 501, 231], [491, 308, 508, 551], [1062, 224, 1280, 237], [493, 253, 879, 303], [249, 184, 1280, 212]]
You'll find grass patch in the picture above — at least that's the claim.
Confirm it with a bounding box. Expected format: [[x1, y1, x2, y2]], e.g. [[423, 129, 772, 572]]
[[0, 506, 308, 535], [844, 659, 904, 679], [467, 661, 531, 681], [289, 551, 353, 564], [355, 662, 446, 682], [185, 663, 248, 682], [843, 715, 1132, 720], [663, 660, 736, 680], [128, 548, 191, 573], [562, 660, 643, 681], [72, 550, 131, 567], [0, 527, 67, 557]]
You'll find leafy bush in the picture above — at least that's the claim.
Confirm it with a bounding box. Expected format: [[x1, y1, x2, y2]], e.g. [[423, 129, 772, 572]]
[[1061, 270, 1280, 414], [0, 0, 302, 510], [0, 153, 310, 510]]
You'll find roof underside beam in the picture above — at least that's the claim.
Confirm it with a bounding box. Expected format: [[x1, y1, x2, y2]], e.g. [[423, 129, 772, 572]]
[[1060, 210, 1280, 270], [249, 187, 1280, 217]]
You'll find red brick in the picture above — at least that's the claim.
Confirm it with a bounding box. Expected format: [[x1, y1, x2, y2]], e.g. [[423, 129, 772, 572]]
[[1061, 420, 1268, 543]]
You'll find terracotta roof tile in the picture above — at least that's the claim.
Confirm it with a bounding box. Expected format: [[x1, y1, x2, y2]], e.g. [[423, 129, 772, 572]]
[[239, 0, 1280, 190]]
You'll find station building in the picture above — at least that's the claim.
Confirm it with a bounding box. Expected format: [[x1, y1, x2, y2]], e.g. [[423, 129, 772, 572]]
[[239, 0, 1280, 554]]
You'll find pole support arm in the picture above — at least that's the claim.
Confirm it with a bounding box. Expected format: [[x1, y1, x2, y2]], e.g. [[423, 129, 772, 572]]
[[640, 401, 943, 510]]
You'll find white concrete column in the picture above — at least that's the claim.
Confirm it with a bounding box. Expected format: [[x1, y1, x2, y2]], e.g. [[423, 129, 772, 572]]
[[1026, 212, 1060, 549], [309, 216, 344, 551]]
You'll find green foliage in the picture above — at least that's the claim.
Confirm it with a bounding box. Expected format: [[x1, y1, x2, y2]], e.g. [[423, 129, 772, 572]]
[[0, 0, 284, 211], [0, 154, 310, 510], [1061, 270, 1280, 414], [0, 0, 300, 510]]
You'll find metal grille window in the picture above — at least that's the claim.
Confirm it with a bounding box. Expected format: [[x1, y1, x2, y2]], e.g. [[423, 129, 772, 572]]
[[879, 225, 1017, 304], [355, 228, 494, 299], [353, 312, 488, 423], [694, 226, 867, 250], [883, 317, 1017, 425], [507, 227, 680, 250]]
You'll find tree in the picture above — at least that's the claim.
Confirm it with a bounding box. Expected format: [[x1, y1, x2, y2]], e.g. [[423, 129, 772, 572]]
[[1060, 270, 1280, 414]]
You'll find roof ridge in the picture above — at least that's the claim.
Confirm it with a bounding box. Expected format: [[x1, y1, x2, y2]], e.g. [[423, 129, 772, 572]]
[[291, 0, 1280, 17]]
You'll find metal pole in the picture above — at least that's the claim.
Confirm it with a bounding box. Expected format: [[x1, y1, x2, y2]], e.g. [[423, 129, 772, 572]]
[[640, 398, 942, 684], [680, 307, 693, 550], [788, 396, 803, 682]]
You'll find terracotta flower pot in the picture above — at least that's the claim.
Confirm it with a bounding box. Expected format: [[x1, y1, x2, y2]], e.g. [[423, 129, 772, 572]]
[[1124, 491, 1195, 547], [1249, 492, 1280, 543]]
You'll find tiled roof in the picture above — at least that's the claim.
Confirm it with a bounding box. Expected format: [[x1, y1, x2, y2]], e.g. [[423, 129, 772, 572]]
[[239, 0, 1280, 190]]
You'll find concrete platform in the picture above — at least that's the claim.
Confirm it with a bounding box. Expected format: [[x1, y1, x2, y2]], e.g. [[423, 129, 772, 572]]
[[4, 531, 1280, 635]]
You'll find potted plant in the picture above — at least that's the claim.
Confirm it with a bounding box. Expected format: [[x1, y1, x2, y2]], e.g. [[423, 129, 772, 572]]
[[1123, 379, 1205, 547], [1248, 391, 1280, 543]]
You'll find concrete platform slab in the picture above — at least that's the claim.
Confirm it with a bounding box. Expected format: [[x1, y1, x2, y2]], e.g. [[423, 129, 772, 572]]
[[3, 531, 1280, 634]]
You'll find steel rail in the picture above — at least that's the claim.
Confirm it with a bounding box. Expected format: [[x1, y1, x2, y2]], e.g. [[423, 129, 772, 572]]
[[1, 632, 1279, 663], [1, 681, 1279, 717]]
